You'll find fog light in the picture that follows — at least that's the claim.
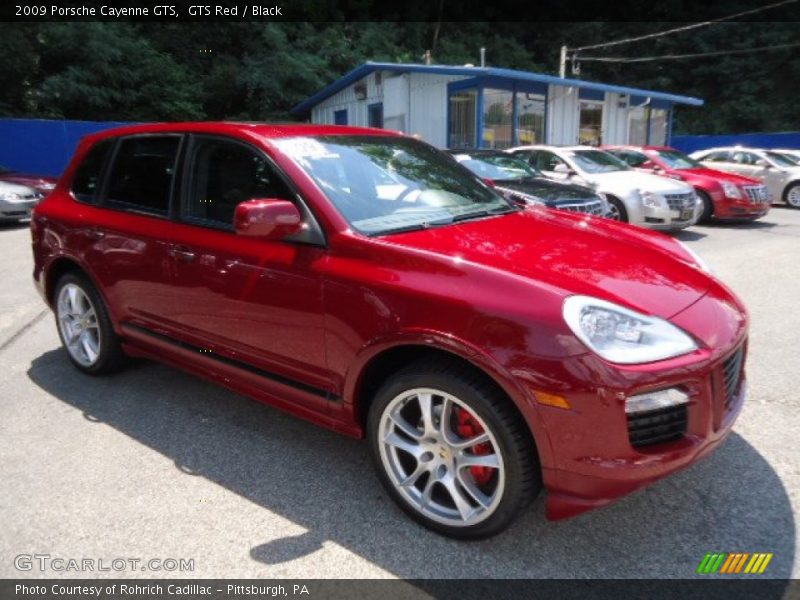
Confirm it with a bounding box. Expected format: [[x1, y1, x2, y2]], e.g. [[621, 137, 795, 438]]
[[625, 388, 689, 414]]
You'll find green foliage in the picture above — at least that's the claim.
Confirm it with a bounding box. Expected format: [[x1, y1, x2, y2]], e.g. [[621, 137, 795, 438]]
[[0, 20, 796, 134]]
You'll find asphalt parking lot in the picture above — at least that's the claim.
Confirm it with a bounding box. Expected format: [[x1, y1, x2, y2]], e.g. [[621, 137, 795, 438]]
[[1, 209, 798, 580]]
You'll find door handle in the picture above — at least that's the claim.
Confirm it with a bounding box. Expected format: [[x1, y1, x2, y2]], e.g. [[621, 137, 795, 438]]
[[86, 228, 105, 240], [168, 246, 196, 262]]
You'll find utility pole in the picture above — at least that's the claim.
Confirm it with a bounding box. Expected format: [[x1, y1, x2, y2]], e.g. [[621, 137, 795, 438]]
[[559, 45, 567, 78]]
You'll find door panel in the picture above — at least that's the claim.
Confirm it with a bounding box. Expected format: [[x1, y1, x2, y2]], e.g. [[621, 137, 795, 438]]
[[163, 135, 331, 409], [84, 135, 182, 329]]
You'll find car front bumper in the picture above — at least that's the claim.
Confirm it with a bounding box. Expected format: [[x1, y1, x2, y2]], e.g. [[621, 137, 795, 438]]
[[711, 191, 771, 220], [516, 288, 747, 520], [0, 198, 38, 221]]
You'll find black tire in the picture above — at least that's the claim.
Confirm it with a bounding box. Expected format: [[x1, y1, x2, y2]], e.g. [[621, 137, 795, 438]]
[[367, 359, 541, 539], [54, 272, 126, 375], [606, 196, 628, 222], [783, 182, 800, 208], [696, 189, 714, 223]]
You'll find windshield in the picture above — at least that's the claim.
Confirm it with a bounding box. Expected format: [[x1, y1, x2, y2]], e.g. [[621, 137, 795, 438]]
[[454, 154, 540, 181], [765, 151, 797, 168], [653, 149, 702, 169], [274, 136, 515, 236], [774, 152, 800, 165], [568, 150, 629, 174]]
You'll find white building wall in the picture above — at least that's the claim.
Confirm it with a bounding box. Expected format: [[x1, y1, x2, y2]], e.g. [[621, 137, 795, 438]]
[[602, 92, 629, 145], [407, 73, 466, 148], [546, 84, 580, 145], [310, 71, 466, 148], [310, 71, 384, 126]]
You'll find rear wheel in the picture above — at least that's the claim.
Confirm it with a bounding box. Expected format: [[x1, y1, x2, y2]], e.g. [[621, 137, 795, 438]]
[[54, 273, 125, 375], [367, 360, 540, 539], [784, 182, 800, 208], [606, 196, 628, 222], [697, 189, 714, 223]]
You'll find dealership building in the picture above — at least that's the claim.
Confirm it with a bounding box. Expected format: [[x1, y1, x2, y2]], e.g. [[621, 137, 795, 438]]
[[291, 62, 703, 150]]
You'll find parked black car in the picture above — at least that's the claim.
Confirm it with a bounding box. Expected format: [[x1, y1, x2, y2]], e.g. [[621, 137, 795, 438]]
[[450, 150, 609, 216]]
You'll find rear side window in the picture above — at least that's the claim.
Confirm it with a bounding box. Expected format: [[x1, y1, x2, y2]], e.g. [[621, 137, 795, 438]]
[[614, 150, 648, 167], [105, 136, 181, 215], [71, 140, 112, 204], [704, 151, 731, 162]]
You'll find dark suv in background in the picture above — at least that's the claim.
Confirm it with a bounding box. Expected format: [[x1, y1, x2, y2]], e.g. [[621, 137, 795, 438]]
[[450, 150, 609, 217]]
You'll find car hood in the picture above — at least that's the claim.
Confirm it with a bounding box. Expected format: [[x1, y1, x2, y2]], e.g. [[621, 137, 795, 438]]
[[588, 170, 692, 193], [676, 167, 759, 185], [384, 208, 712, 320], [494, 178, 597, 204]]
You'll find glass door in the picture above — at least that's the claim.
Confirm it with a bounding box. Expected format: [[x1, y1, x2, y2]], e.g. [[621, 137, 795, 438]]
[[579, 100, 603, 145], [448, 90, 477, 149]]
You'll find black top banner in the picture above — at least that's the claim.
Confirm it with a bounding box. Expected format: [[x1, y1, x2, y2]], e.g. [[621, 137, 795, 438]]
[[3, 0, 800, 22]]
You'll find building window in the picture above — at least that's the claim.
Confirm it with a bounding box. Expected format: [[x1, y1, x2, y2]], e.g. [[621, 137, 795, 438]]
[[483, 89, 513, 149], [334, 109, 348, 126], [368, 103, 383, 128], [648, 108, 668, 146], [516, 93, 545, 146], [448, 90, 477, 149], [579, 100, 603, 146]]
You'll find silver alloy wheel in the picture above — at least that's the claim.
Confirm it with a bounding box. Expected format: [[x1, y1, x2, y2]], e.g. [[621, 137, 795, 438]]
[[378, 387, 505, 527], [606, 202, 622, 220], [787, 185, 800, 207], [57, 283, 101, 367]]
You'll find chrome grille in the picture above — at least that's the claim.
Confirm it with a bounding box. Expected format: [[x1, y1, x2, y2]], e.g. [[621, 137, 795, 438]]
[[743, 185, 769, 203], [557, 199, 607, 216], [721, 348, 744, 410], [664, 192, 695, 212]]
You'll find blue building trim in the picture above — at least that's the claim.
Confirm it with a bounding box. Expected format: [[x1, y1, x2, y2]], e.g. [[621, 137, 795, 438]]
[[291, 61, 703, 115]]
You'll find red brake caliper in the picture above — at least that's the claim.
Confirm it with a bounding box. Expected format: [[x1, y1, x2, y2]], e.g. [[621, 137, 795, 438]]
[[455, 407, 493, 486]]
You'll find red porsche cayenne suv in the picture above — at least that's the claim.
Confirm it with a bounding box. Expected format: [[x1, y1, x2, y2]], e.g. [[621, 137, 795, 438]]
[[31, 123, 748, 538]]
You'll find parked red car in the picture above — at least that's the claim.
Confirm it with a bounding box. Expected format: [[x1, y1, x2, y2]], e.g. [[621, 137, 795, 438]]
[[603, 145, 770, 222], [0, 164, 57, 195], [32, 123, 748, 538]]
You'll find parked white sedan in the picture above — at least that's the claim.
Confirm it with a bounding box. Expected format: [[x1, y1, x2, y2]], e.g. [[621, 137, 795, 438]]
[[689, 146, 800, 208], [509, 145, 700, 231]]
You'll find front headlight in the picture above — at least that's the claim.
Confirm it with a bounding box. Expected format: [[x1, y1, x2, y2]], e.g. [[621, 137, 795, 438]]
[[563, 295, 698, 364], [0, 193, 21, 203], [721, 181, 742, 199], [637, 189, 663, 208]]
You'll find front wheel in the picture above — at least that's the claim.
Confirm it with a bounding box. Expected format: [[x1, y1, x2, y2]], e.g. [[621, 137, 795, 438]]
[[367, 361, 540, 539], [606, 196, 628, 222], [784, 182, 800, 208], [697, 189, 714, 223]]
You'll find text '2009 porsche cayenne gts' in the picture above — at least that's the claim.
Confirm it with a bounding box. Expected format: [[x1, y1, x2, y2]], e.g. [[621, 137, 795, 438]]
[[31, 123, 748, 539]]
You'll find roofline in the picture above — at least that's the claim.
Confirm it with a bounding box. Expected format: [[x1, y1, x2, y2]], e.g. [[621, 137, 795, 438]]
[[290, 62, 704, 114]]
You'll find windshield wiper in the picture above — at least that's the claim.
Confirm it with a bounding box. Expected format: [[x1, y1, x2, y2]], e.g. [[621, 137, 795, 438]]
[[450, 205, 518, 223]]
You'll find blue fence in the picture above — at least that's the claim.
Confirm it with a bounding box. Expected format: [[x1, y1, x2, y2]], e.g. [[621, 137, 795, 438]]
[[672, 131, 800, 154], [0, 118, 132, 178]]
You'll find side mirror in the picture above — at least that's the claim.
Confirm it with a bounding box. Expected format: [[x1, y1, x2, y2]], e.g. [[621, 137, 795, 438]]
[[234, 198, 303, 240]]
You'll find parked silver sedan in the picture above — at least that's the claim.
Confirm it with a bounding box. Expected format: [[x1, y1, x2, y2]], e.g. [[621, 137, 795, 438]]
[[689, 146, 800, 208], [0, 181, 42, 223]]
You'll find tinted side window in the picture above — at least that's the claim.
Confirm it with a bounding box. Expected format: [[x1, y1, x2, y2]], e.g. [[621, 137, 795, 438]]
[[105, 136, 181, 215], [71, 140, 113, 204], [705, 151, 731, 162], [536, 152, 564, 171], [616, 150, 648, 167], [185, 137, 293, 227]]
